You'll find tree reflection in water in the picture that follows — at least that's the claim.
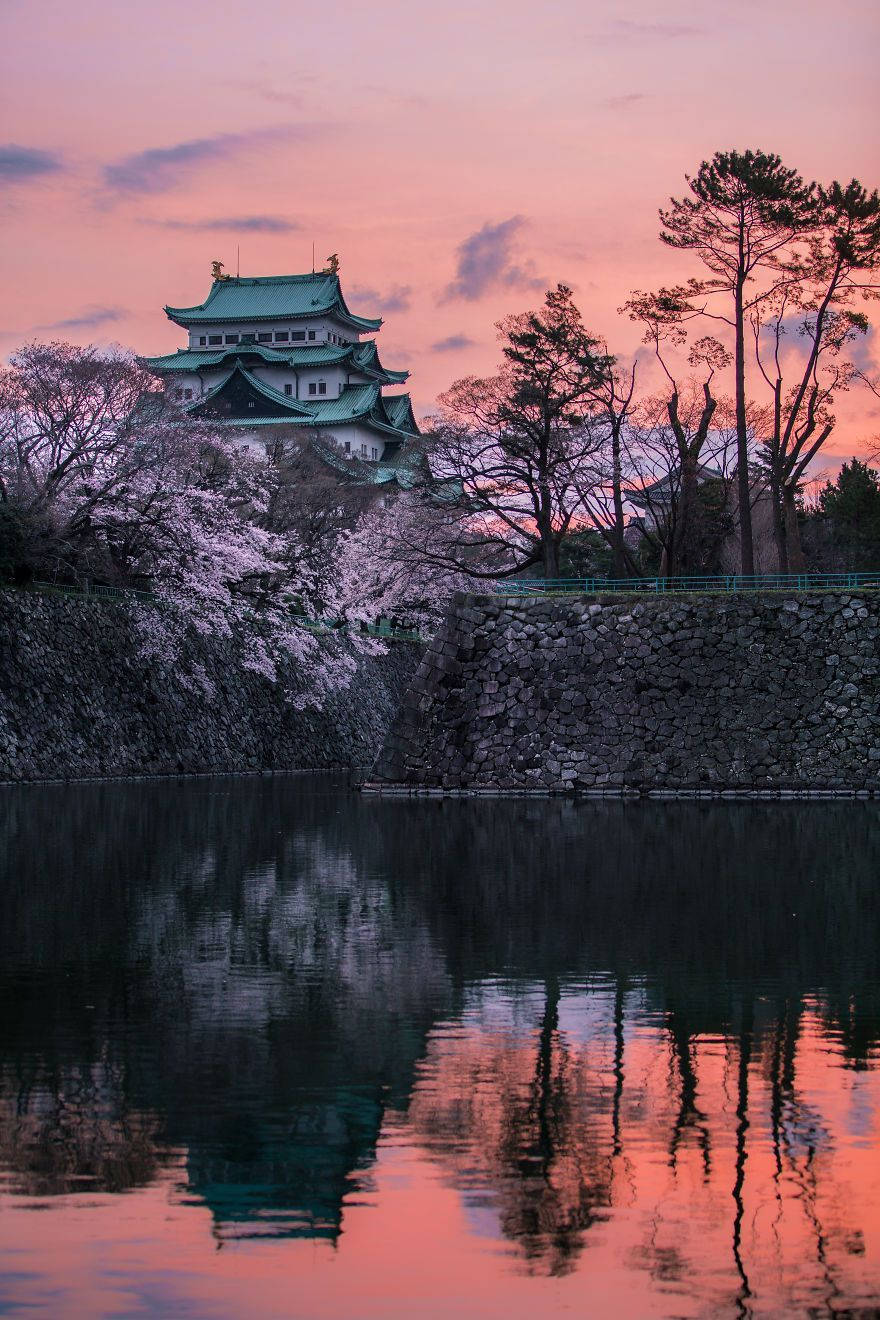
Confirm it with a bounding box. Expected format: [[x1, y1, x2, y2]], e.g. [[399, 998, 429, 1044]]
[[0, 777, 878, 1309]]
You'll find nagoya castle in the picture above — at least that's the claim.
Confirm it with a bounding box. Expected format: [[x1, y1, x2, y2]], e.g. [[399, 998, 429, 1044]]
[[145, 257, 420, 485]]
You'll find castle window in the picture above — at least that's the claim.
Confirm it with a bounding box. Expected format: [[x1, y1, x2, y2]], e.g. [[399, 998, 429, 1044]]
[[247, 401, 255, 408], [344, 441, 351, 454], [208, 335, 222, 345], [225, 333, 239, 345], [371, 447, 378, 459], [318, 381, 327, 395], [174, 387, 183, 399], [291, 331, 306, 342], [308, 383, 317, 396], [198, 336, 206, 346], [274, 331, 289, 342], [308, 331, 316, 341], [257, 332, 272, 343], [284, 383, 293, 395], [361, 443, 367, 456], [184, 388, 192, 400]]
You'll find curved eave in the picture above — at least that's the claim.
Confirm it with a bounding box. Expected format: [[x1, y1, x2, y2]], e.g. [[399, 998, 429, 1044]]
[[144, 344, 293, 372], [163, 302, 383, 332], [183, 362, 315, 418], [350, 342, 409, 385]]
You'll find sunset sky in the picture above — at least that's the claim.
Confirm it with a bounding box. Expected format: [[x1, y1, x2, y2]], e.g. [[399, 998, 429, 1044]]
[[2, 0, 879, 457]]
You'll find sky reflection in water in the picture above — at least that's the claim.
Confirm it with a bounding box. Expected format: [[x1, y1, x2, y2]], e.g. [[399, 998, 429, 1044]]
[[0, 775, 878, 1318]]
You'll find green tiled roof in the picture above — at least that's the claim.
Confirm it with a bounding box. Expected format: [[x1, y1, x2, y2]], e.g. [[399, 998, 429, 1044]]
[[189, 361, 315, 416], [145, 343, 298, 371], [164, 273, 382, 331], [382, 394, 418, 431], [310, 434, 425, 488], [184, 365, 420, 444], [143, 339, 408, 384]]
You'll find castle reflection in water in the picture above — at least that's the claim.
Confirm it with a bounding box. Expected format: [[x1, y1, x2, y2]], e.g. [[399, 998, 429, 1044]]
[[1, 777, 878, 1313]]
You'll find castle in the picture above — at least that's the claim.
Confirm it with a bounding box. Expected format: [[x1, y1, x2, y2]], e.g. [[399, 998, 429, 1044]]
[[145, 261, 421, 485]]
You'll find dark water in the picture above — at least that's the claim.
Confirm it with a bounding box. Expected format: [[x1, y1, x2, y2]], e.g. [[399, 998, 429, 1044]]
[[1, 775, 879, 1318]]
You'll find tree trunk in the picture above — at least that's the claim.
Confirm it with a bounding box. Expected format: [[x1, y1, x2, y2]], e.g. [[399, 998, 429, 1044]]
[[542, 538, 560, 579], [734, 277, 755, 575], [611, 422, 627, 578], [782, 484, 806, 571], [678, 456, 699, 575], [538, 504, 559, 579], [770, 471, 788, 573]]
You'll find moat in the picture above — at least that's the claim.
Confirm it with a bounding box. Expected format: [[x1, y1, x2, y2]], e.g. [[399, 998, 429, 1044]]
[[1, 774, 878, 1317]]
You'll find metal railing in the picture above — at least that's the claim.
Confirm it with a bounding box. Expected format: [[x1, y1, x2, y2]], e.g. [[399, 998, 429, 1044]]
[[27, 579, 155, 602], [288, 611, 426, 643], [7, 582, 425, 640], [497, 571, 880, 596]]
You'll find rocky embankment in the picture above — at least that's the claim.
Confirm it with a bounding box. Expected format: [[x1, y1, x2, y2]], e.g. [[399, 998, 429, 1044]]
[[0, 590, 421, 781], [372, 591, 880, 793]]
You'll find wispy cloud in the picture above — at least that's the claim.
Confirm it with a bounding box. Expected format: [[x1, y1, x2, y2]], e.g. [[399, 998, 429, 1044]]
[[849, 324, 875, 374], [350, 283, 412, 314], [0, 143, 63, 183], [443, 216, 543, 302], [103, 125, 324, 196], [143, 214, 300, 233], [35, 306, 124, 331], [605, 19, 708, 38], [600, 92, 649, 109], [431, 334, 476, 352]]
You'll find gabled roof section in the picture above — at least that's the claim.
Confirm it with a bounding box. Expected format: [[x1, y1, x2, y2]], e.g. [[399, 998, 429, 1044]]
[[164, 273, 383, 331], [185, 361, 315, 419]]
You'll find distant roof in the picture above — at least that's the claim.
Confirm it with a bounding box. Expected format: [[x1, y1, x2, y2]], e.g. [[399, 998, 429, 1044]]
[[164, 272, 383, 331], [143, 339, 408, 384], [628, 463, 724, 508]]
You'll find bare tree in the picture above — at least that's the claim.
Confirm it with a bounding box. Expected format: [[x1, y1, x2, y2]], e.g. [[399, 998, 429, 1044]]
[[624, 382, 737, 576], [656, 150, 817, 573], [0, 341, 201, 583], [420, 285, 613, 580], [572, 357, 639, 577], [751, 179, 880, 569], [621, 294, 734, 575]]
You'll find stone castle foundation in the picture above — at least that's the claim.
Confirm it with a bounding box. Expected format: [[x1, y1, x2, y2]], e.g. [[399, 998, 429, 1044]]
[[370, 592, 880, 794]]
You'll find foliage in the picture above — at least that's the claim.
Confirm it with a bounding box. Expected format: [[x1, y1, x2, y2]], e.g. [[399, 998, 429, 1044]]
[[556, 528, 614, 578], [804, 460, 880, 570], [0, 343, 364, 704], [423, 284, 613, 580], [652, 150, 819, 573], [328, 492, 471, 634]]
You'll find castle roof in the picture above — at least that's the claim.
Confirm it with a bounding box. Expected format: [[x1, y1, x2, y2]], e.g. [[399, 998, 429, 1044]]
[[143, 339, 408, 385], [183, 362, 419, 446], [164, 272, 382, 331]]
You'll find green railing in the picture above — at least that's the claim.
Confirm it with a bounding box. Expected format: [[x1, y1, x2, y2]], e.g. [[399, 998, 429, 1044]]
[[9, 582, 425, 640], [289, 612, 426, 643], [497, 571, 880, 596], [28, 579, 155, 602]]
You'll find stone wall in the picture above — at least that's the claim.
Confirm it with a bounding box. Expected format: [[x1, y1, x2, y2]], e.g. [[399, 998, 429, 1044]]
[[372, 591, 880, 792], [0, 590, 421, 782]]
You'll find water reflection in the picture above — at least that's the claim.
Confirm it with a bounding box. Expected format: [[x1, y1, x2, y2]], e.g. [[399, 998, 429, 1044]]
[[0, 778, 878, 1314]]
